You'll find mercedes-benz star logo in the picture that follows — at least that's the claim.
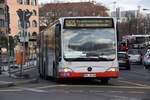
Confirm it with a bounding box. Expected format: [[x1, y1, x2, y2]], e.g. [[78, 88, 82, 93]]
[[87, 67, 92, 72]]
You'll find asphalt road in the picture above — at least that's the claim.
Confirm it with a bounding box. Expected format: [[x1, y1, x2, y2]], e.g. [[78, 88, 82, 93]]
[[0, 64, 150, 100]]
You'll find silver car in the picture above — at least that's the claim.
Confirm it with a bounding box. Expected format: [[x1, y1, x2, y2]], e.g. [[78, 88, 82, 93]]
[[143, 52, 150, 69], [128, 49, 142, 64]]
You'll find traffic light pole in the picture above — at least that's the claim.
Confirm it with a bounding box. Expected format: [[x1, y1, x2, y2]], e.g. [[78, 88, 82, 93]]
[[16, 9, 32, 78], [6, 11, 11, 77], [0, 31, 1, 74], [20, 11, 26, 77], [7, 27, 11, 77]]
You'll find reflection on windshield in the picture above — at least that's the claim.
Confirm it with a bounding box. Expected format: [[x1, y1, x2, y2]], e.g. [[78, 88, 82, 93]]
[[136, 37, 146, 43], [63, 28, 116, 61]]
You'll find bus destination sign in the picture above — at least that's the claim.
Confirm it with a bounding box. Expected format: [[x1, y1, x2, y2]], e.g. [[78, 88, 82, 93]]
[[64, 18, 114, 28]]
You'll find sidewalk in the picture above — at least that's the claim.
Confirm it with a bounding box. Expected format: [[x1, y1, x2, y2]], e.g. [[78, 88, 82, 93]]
[[0, 67, 39, 88]]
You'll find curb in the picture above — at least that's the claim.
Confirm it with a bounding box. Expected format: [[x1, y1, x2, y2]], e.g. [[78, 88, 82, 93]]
[[0, 82, 14, 88], [0, 78, 38, 88]]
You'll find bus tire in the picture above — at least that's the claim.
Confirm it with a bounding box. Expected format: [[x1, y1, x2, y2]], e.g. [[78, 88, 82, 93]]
[[53, 62, 57, 79], [144, 66, 149, 69], [101, 78, 109, 84], [127, 66, 131, 70]]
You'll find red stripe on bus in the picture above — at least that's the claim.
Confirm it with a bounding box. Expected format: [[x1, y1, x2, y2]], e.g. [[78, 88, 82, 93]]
[[59, 72, 119, 78]]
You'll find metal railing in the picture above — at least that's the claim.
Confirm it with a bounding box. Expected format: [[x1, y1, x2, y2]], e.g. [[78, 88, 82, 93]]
[[0, 54, 38, 76]]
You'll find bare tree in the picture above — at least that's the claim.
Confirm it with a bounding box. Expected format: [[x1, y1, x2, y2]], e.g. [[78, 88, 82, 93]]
[[118, 11, 150, 36], [39, 2, 109, 31]]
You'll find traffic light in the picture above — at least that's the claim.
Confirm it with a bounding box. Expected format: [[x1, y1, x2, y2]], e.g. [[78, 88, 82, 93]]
[[17, 9, 23, 21], [24, 9, 32, 29], [5, 5, 10, 24], [17, 9, 24, 28], [24, 9, 32, 21], [5, 5, 10, 34], [17, 9, 32, 29]]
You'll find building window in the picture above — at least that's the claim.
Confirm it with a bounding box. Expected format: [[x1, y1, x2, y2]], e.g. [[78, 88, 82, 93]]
[[32, 32, 37, 39], [0, 8, 4, 14], [32, 20, 37, 27], [0, 19, 5, 27], [32, 10, 36, 16], [0, 0, 5, 3], [31, 0, 36, 6], [0, 31, 5, 35], [17, 0, 22, 4], [24, 0, 30, 5], [32, 32, 37, 36]]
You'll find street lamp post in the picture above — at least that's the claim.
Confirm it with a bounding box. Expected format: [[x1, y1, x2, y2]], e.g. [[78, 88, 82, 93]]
[[0, 30, 2, 74], [137, 5, 141, 34], [143, 8, 150, 35]]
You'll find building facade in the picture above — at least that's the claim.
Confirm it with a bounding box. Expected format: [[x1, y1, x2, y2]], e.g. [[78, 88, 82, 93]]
[[7, 0, 39, 37], [0, 0, 6, 35], [111, 10, 138, 22]]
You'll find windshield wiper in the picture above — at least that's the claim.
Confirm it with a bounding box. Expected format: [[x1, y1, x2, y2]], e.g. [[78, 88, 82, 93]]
[[98, 57, 109, 61], [64, 57, 110, 61]]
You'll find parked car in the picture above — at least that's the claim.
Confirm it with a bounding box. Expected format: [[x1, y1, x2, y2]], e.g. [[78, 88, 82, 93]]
[[145, 46, 150, 54], [118, 52, 131, 70], [128, 49, 142, 64], [143, 52, 150, 69]]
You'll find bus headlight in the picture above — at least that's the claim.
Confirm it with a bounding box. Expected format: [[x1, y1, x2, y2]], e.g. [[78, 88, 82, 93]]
[[107, 67, 119, 72], [63, 68, 73, 72]]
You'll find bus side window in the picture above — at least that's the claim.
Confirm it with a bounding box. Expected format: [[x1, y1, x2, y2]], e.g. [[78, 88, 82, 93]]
[[55, 24, 61, 62]]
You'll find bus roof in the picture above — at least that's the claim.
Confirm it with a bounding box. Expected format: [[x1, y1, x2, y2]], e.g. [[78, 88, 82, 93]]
[[131, 35, 150, 37], [59, 17, 115, 22], [59, 16, 114, 19]]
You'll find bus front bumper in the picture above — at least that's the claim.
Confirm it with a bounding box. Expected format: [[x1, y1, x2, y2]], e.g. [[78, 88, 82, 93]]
[[59, 71, 119, 78]]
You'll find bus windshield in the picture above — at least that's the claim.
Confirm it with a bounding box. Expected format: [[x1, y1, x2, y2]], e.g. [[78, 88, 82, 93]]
[[136, 37, 145, 43], [63, 28, 116, 61]]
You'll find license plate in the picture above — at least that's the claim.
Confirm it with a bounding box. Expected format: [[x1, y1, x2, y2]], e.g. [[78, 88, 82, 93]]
[[119, 60, 125, 63], [84, 74, 96, 77]]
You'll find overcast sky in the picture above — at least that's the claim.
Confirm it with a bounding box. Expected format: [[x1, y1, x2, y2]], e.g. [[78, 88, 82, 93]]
[[38, 0, 150, 11]]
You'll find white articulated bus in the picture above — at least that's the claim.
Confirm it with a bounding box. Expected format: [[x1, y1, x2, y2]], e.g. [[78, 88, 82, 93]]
[[132, 35, 150, 48], [123, 35, 150, 49], [39, 17, 119, 83]]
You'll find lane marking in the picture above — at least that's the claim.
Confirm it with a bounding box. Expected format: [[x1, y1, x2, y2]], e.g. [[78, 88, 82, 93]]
[[65, 85, 150, 89], [118, 80, 148, 87], [15, 87, 48, 93], [110, 91, 123, 93], [129, 91, 145, 94], [89, 90, 105, 93], [35, 85, 63, 89], [0, 89, 23, 92], [35, 84, 150, 90], [69, 90, 84, 93], [0, 88, 146, 94]]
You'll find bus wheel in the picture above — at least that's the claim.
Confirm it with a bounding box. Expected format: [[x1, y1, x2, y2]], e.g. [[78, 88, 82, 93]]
[[53, 62, 57, 79], [101, 78, 109, 84]]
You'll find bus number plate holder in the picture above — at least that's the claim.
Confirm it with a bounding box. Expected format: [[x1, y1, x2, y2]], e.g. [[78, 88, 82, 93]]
[[84, 74, 96, 77]]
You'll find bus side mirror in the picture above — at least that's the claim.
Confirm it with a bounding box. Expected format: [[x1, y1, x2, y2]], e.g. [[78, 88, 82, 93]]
[[55, 24, 61, 37]]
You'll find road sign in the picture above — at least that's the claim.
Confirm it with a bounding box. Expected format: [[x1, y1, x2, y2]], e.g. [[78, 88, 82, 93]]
[[17, 9, 32, 29], [19, 32, 30, 42], [28, 42, 33, 48], [33, 49, 35, 54], [29, 49, 33, 54]]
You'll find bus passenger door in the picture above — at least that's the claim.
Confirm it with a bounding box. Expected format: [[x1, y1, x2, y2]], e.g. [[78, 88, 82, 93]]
[[39, 32, 44, 77], [54, 24, 61, 77]]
